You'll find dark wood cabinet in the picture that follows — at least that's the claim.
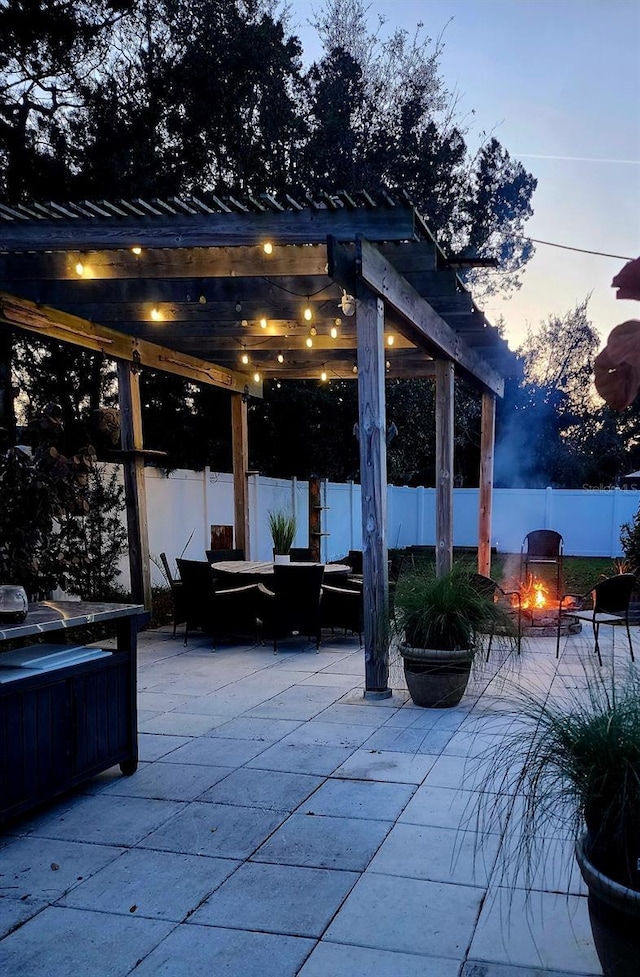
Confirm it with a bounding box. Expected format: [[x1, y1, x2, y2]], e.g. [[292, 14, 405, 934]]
[[0, 602, 148, 826]]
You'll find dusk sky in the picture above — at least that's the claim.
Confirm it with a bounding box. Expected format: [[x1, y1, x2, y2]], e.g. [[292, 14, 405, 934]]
[[291, 0, 640, 351]]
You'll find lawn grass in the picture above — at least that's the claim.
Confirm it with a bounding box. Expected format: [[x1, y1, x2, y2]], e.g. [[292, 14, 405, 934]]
[[392, 547, 620, 596]]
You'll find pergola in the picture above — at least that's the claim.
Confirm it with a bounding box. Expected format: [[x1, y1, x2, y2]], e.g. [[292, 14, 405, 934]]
[[0, 190, 517, 697]]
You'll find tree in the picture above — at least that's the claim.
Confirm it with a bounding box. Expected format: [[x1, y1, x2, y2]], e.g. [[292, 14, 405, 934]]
[[494, 300, 631, 488], [307, 0, 537, 294]]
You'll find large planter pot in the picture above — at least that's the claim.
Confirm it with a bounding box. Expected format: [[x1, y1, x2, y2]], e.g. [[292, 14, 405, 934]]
[[400, 644, 473, 708], [576, 834, 640, 977], [273, 553, 291, 565]]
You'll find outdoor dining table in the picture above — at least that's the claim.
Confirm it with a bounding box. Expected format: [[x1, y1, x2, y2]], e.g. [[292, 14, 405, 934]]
[[209, 560, 352, 577]]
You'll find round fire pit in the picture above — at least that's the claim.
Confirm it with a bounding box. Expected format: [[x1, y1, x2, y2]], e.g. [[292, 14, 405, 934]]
[[521, 606, 581, 638]]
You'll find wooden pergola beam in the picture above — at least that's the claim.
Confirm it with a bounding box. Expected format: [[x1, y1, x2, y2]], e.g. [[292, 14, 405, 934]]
[[0, 245, 330, 281], [435, 359, 454, 577], [0, 292, 262, 397], [117, 361, 152, 610], [355, 237, 504, 397], [231, 394, 249, 556], [478, 391, 496, 576], [357, 289, 391, 697], [0, 208, 416, 251]]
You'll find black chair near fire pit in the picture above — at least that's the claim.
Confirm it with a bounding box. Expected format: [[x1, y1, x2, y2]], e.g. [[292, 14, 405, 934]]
[[469, 573, 522, 659], [520, 530, 564, 599], [556, 573, 636, 665]]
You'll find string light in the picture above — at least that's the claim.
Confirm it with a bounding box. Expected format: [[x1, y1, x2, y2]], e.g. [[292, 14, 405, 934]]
[[320, 365, 327, 382], [259, 317, 268, 329], [309, 326, 317, 337], [352, 363, 358, 374], [306, 337, 313, 348], [131, 246, 142, 255], [330, 325, 338, 339], [241, 348, 249, 365], [277, 352, 285, 364], [150, 307, 163, 322], [75, 262, 84, 276], [303, 299, 313, 321], [253, 371, 261, 383], [386, 334, 395, 346], [263, 241, 273, 254]]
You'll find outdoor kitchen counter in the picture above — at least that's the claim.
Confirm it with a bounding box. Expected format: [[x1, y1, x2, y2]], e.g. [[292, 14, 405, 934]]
[[0, 601, 149, 826]]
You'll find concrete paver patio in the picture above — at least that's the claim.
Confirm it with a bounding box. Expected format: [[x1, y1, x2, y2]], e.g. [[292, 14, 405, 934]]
[[2, 621, 629, 976]]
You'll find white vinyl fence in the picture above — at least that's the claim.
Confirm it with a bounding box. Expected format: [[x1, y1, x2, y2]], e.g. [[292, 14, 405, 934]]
[[105, 466, 640, 589]]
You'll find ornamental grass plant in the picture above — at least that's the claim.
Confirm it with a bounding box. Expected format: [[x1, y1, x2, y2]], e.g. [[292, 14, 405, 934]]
[[267, 509, 297, 555], [476, 661, 640, 893], [393, 565, 517, 653]]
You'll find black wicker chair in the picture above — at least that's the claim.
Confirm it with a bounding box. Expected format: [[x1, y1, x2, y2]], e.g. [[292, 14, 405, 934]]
[[290, 547, 314, 562], [206, 548, 245, 563], [468, 572, 522, 659], [258, 563, 325, 653], [521, 530, 564, 599], [321, 579, 363, 642], [159, 552, 187, 638], [556, 573, 636, 665], [176, 558, 259, 650]]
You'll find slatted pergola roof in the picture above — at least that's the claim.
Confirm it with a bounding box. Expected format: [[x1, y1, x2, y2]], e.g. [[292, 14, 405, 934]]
[[0, 189, 515, 398]]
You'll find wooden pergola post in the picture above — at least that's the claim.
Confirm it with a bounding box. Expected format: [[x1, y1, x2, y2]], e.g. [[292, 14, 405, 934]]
[[231, 393, 249, 556], [356, 291, 391, 697], [435, 359, 454, 577], [478, 390, 496, 576], [117, 360, 152, 610]]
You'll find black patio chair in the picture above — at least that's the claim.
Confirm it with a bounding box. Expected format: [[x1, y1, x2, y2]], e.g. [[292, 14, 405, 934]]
[[159, 552, 187, 638], [176, 558, 259, 650], [468, 573, 522, 659], [321, 578, 363, 642], [258, 563, 325, 653], [345, 549, 363, 575], [290, 547, 314, 562], [520, 530, 564, 599], [556, 573, 636, 665], [206, 548, 245, 563]]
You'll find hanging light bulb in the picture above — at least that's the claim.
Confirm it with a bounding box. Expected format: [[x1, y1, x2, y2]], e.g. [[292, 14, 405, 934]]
[[277, 352, 285, 364], [340, 290, 356, 316], [352, 362, 358, 374], [253, 371, 261, 383], [320, 365, 328, 382], [263, 241, 273, 255], [259, 317, 268, 330], [309, 325, 317, 337], [306, 336, 313, 348], [75, 261, 84, 276], [303, 299, 313, 321], [241, 349, 249, 365], [386, 360, 391, 370], [386, 334, 395, 346], [330, 325, 338, 339], [131, 246, 142, 256], [150, 307, 163, 322]]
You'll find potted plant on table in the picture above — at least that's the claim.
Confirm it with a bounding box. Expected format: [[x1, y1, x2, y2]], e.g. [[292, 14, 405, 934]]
[[393, 566, 517, 708], [268, 509, 297, 564], [479, 665, 640, 977]]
